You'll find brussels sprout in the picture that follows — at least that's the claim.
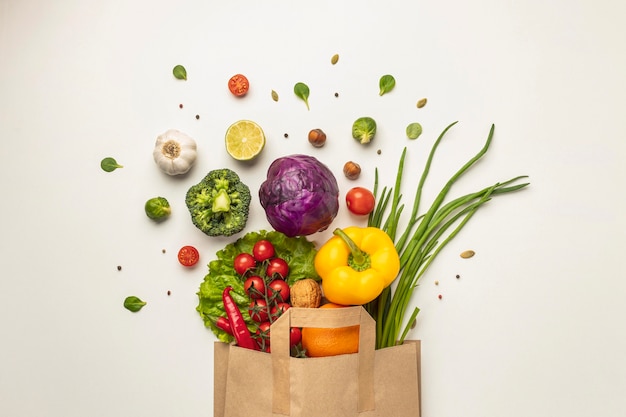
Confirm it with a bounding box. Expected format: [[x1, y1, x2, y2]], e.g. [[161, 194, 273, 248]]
[[145, 197, 171, 221], [352, 117, 377, 144]]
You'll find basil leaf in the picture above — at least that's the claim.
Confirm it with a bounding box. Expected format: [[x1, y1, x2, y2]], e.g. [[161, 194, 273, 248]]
[[294, 82, 310, 110], [124, 296, 147, 312], [100, 157, 123, 172], [406, 122, 423, 140], [379, 74, 396, 96], [172, 64, 187, 80]]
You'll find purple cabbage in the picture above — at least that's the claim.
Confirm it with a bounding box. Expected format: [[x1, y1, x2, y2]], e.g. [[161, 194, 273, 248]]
[[259, 154, 339, 237]]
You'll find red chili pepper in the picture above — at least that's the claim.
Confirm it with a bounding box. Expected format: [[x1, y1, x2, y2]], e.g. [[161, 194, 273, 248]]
[[215, 316, 233, 336], [222, 286, 257, 350]]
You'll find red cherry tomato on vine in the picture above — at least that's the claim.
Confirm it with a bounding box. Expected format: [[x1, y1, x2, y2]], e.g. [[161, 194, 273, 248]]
[[345, 187, 376, 216], [234, 253, 257, 275], [270, 302, 291, 319], [266, 258, 289, 279], [178, 245, 200, 267], [268, 279, 290, 303], [253, 240, 275, 262], [244, 276, 266, 299], [228, 74, 249, 97], [249, 299, 269, 323], [290, 327, 302, 347]]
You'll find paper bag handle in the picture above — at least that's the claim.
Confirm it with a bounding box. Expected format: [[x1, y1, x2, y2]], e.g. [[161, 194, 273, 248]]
[[270, 306, 376, 415]]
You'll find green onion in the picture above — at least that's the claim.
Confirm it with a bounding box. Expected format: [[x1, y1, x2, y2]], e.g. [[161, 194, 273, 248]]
[[367, 122, 529, 348]]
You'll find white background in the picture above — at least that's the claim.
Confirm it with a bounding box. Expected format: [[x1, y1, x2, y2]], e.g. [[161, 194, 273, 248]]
[[2, 0, 625, 416]]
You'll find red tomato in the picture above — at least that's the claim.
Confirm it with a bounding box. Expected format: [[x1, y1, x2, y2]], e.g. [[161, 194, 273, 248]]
[[256, 321, 271, 352], [266, 257, 289, 279], [233, 253, 257, 275], [290, 327, 302, 347], [270, 302, 291, 319], [345, 187, 376, 215], [268, 279, 290, 303], [253, 240, 275, 262], [177, 245, 200, 267], [228, 74, 249, 97], [244, 276, 266, 299], [249, 299, 269, 323]]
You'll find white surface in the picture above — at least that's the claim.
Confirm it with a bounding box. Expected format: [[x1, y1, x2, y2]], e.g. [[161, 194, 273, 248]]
[[2, 0, 626, 416]]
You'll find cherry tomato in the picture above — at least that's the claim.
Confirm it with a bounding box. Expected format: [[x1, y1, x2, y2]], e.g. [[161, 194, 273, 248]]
[[177, 245, 200, 267], [345, 187, 376, 216], [290, 327, 302, 347], [268, 279, 290, 303], [253, 240, 275, 262], [256, 321, 271, 352], [249, 299, 269, 323], [234, 253, 257, 276], [244, 276, 266, 299], [228, 74, 249, 97], [266, 257, 289, 279], [270, 302, 291, 320]]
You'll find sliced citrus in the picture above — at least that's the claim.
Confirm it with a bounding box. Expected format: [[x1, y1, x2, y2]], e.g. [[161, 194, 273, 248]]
[[225, 120, 266, 161]]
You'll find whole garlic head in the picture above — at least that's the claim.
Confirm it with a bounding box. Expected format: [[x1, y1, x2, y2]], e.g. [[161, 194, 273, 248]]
[[153, 129, 197, 175]]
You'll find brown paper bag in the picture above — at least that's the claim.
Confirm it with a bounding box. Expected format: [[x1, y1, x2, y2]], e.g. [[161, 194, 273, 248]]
[[214, 306, 420, 417]]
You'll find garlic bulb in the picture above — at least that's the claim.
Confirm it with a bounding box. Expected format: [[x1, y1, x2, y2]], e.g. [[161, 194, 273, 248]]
[[153, 129, 197, 175]]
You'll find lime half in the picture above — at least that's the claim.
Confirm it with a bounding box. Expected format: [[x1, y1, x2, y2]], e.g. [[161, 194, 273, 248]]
[[225, 120, 266, 161]]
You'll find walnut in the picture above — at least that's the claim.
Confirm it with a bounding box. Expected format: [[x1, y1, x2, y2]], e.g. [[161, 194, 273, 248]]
[[290, 279, 322, 308]]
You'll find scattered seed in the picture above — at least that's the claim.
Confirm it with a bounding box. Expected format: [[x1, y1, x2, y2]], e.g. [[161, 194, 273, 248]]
[[417, 98, 428, 108], [410, 318, 417, 329], [460, 250, 475, 259], [434, 280, 439, 285], [377, 149, 382, 155], [162, 249, 166, 254], [271, 90, 279, 102], [331, 54, 339, 65], [167, 290, 171, 296], [438, 294, 443, 300], [334, 92, 339, 97], [456, 274, 460, 279], [117, 265, 122, 271], [284, 133, 289, 138], [179, 103, 183, 109], [195, 114, 200, 120]]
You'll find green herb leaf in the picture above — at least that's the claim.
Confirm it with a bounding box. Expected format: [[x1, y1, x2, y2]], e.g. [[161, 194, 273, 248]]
[[294, 82, 310, 110], [406, 122, 423, 140], [379, 74, 396, 96], [331, 54, 339, 65], [124, 296, 147, 312], [271, 89, 279, 102], [100, 157, 123, 172], [172, 65, 187, 80]]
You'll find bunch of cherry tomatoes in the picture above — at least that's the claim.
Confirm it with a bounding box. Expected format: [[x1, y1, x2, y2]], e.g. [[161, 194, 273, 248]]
[[233, 239, 301, 352]]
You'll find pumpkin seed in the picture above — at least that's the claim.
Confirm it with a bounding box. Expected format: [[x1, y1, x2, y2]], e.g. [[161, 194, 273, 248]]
[[331, 54, 339, 65], [460, 250, 475, 259], [417, 98, 427, 108], [271, 90, 279, 102]]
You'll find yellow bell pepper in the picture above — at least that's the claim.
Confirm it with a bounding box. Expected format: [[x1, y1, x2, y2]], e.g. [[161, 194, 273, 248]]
[[314, 226, 400, 305]]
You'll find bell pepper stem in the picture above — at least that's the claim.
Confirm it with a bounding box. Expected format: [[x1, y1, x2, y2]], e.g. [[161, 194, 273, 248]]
[[333, 228, 370, 271]]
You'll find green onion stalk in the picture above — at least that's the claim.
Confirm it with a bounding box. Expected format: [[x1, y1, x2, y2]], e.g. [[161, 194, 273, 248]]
[[366, 122, 529, 349]]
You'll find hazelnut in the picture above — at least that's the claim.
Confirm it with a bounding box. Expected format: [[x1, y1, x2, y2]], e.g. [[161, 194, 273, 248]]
[[290, 278, 322, 308], [343, 161, 361, 180], [308, 129, 327, 147]]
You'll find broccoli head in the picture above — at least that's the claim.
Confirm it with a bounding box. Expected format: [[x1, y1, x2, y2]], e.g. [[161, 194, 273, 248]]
[[185, 169, 251, 237]]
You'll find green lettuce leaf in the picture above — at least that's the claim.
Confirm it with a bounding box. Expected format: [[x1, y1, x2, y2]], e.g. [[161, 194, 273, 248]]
[[196, 230, 319, 342]]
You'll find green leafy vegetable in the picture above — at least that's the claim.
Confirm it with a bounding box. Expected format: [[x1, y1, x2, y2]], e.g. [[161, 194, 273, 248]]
[[124, 296, 147, 312], [196, 230, 319, 342], [379, 74, 396, 96], [144, 197, 171, 221], [352, 116, 377, 144], [294, 82, 310, 110], [367, 122, 529, 349], [172, 64, 187, 80], [406, 122, 423, 140], [100, 157, 123, 172]]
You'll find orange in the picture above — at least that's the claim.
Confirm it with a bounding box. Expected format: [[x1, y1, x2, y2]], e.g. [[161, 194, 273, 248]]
[[301, 303, 360, 357]]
